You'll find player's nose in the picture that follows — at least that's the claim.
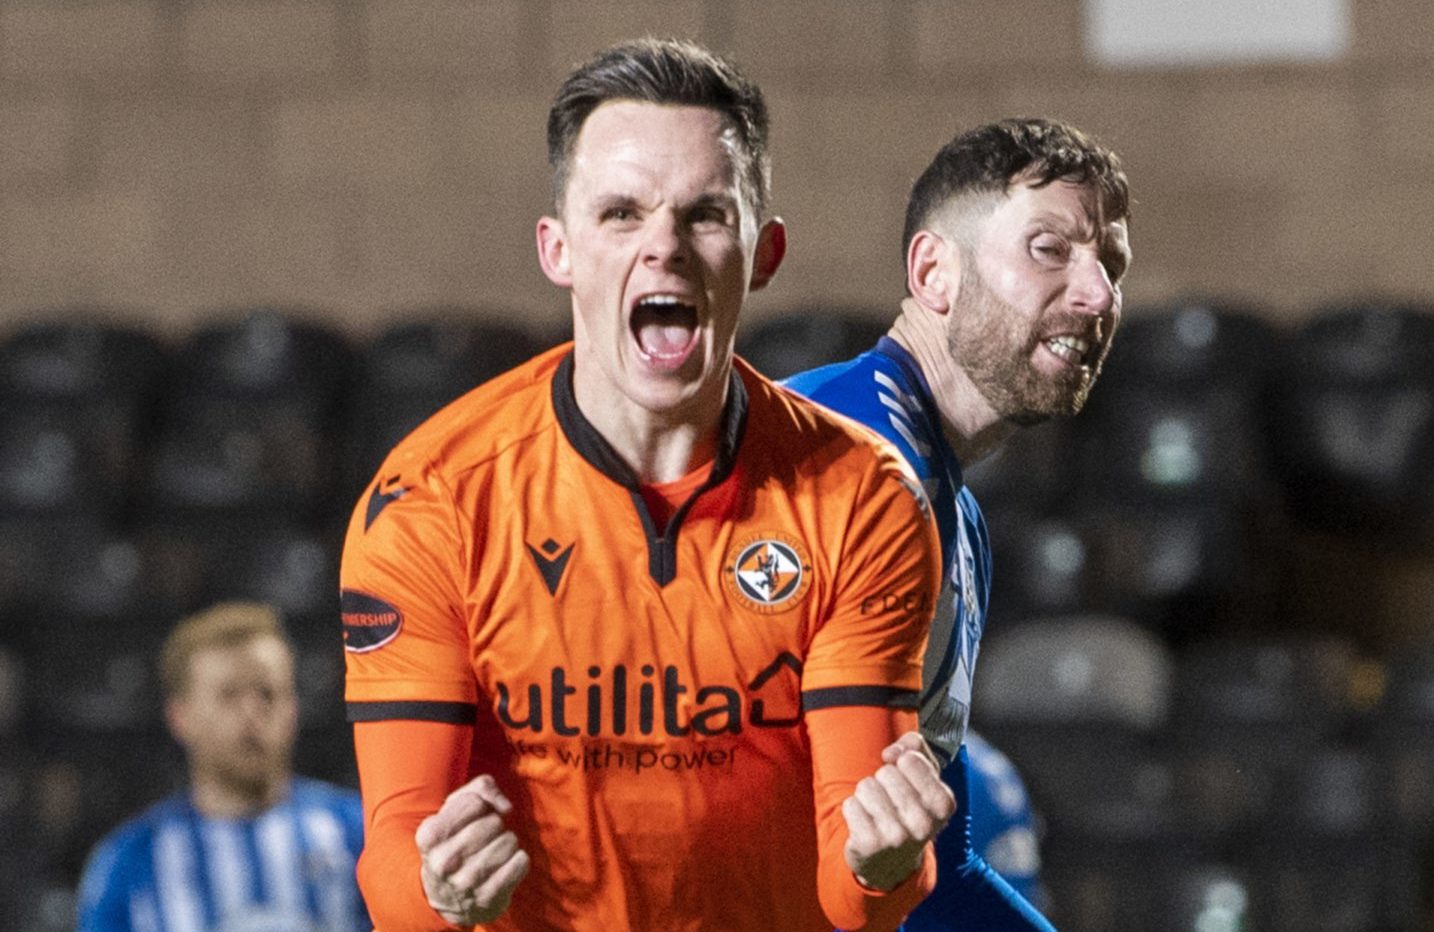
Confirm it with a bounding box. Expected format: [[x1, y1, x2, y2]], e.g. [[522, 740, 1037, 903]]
[[640, 211, 689, 268], [1067, 252, 1115, 317]]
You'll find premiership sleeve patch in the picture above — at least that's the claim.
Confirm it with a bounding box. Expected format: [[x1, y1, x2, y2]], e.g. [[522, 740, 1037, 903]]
[[341, 589, 403, 653]]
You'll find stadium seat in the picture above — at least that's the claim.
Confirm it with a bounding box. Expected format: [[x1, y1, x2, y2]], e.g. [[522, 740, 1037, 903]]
[[1041, 832, 1225, 932], [1235, 828, 1416, 932], [139, 310, 355, 520], [981, 505, 1095, 623], [973, 614, 1177, 861], [1167, 636, 1365, 844], [0, 317, 168, 403], [1080, 300, 1279, 499], [348, 314, 546, 488], [0, 645, 24, 741], [0, 319, 168, 522], [1074, 496, 1267, 637], [974, 613, 1173, 732], [361, 314, 542, 397], [1170, 634, 1361, 745], [1267, 302, 1434, 546], [734, 307, 889, 381], [1370, 646, 1434, 840], [143, 398, 340, 519], [30, 613, 167, 736], [0, 405, 136, 518], [201, 523, 338, 620], [29, 728, 184, 882], [201, 523, 345, 732], [0, 740, 50, 931], [175, 308, 351, 407], [962, 418, 1077, 514]]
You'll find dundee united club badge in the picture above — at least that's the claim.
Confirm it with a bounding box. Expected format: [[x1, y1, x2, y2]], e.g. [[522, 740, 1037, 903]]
[[724, 532, 813, 614]]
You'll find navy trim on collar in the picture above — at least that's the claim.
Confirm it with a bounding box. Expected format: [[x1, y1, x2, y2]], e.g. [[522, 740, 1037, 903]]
[[549, 352, 749, 585]]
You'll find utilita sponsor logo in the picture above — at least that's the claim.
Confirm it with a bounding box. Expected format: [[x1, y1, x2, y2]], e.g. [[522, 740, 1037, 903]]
[[495, 653, 803, 738]]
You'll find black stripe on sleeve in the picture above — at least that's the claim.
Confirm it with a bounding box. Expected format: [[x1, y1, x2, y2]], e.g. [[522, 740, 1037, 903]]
[[801, 685, 921, 712], [346, 701, 477, 724]]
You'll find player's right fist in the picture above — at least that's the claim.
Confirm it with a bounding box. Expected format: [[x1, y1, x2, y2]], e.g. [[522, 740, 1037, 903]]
[[416, 774, 531, 926], [841, 731, 955, 892]]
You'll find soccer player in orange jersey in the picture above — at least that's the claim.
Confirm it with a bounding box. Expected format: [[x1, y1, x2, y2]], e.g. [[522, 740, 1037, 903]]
[[340, 38, 954, 931]]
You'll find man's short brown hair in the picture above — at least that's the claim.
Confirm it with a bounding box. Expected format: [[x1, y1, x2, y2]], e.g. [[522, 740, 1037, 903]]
[[547, 36, 771, 216], [159, 602, 290, 699]]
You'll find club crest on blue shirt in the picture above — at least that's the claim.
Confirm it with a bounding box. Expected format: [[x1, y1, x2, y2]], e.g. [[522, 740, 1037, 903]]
[[724, 533, 813, 614]]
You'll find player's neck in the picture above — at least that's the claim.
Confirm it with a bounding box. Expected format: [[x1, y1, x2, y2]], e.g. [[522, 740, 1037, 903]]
[[888, 305, 1015, 465], [190, 770, 290, 819], [574, 382, 723, 484]]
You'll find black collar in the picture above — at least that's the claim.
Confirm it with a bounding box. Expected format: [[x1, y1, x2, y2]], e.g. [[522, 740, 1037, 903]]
[[550, 352, 749, 490]]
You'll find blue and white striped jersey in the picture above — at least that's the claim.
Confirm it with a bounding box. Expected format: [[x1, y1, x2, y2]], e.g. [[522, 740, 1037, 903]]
[[783, 336, 992, 764], [76, 777, 369, 932]]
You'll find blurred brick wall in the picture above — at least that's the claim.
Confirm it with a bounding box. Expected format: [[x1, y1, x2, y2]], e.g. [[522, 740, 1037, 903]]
[[0, 0, 1426, 335]]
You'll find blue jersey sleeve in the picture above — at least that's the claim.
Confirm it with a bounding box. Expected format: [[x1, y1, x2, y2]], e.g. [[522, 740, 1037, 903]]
[[76, 826, 144, 932], [786, 346, 1049, 932], [784, 348, 986, 763]]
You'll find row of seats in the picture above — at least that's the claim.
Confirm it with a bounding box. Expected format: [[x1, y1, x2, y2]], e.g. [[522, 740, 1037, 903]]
[[3, 301, 1434, 540]]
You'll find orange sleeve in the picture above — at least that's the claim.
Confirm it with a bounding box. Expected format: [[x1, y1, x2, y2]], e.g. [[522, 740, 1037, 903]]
[[341, 459, 477, 709], [353, 720, 475, 932], [801, 455, 941, 696], [807, 705, 937, 932], [800, 450, 942, 930]]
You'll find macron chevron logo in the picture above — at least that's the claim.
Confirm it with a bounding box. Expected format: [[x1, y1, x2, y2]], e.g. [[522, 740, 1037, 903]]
[[526, 538, 575, 596]]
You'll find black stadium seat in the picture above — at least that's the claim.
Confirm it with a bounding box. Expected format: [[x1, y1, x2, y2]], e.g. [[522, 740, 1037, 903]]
[[175, 308, 352, 407], [1166, 635, 1364, 845], [973, 614, 1176, 864], [981, 505, 1095, 623], [0, 317, 167, 401], [735, 307, 889, 381], [1057, 302, 1283, 634], [144, 398, 339, 519], [1076, 496, 1260, 636], [0, 318, 169, 521], [140, 309, 355, 520], [1268, 302, 1434, 546], [962, 419, 1077, 514], [1080, 299, 1279, 500], [347, 315, 545, 489]]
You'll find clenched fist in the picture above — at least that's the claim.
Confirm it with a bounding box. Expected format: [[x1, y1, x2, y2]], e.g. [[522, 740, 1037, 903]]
[[842, 731, 956, 892], [416, 774, 531, 926]]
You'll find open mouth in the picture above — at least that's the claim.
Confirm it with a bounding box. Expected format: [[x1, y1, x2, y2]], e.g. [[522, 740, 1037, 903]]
[[631, 294, 700, 369], [1042, 334, 1092, 369]]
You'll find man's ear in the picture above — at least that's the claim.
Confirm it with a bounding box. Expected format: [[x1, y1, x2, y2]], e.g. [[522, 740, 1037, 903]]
[[536, 216, 572, 288], [749, 217, 787, 292], [906, 229, 959, 314]]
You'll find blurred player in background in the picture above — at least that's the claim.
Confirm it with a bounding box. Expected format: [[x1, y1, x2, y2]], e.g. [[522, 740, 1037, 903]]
[[76, 602, 369, 932], [961, 730, 1046, 907], [784, 116, 1133, 930], [341, 37, 953, 932]]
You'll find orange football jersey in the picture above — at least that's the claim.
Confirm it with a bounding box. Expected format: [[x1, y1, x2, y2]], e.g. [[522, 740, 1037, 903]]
[[342, 344, 941, 931]]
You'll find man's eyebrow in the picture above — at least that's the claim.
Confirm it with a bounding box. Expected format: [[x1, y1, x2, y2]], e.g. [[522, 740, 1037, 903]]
[[686, 191, 738, 210], [1029, 210, 1095, 240], [591, 192, 641, 212]]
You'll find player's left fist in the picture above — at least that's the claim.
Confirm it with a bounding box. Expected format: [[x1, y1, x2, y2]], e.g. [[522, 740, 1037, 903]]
[[841, 730, 956, 892]]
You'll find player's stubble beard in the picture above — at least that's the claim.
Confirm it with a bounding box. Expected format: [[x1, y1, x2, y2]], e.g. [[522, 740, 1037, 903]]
[[946, 259, 1111, 427]]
